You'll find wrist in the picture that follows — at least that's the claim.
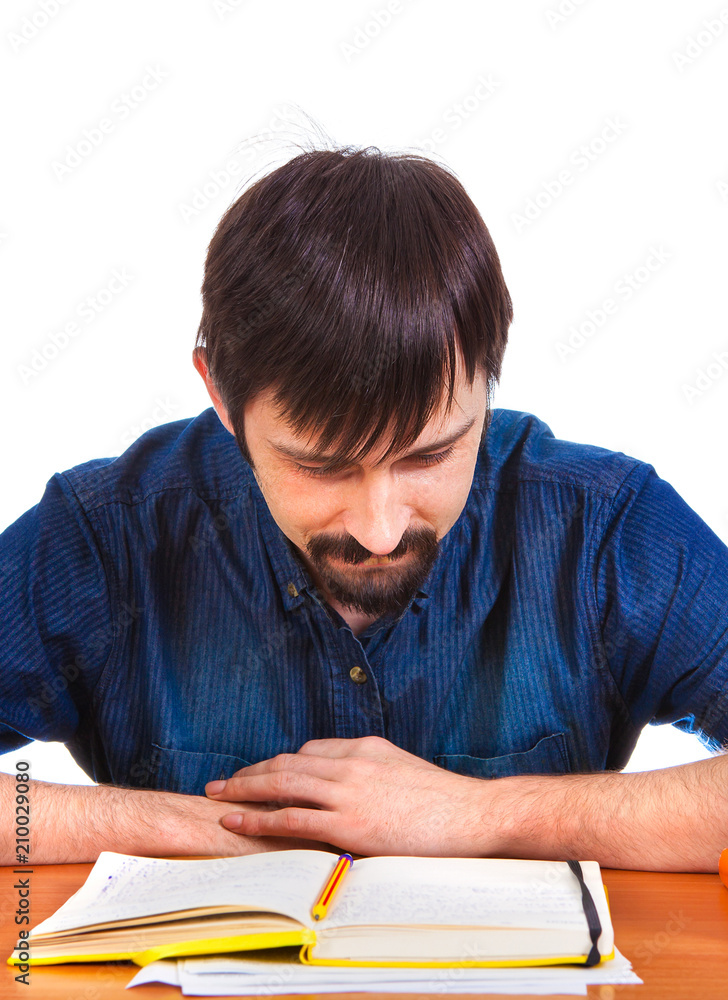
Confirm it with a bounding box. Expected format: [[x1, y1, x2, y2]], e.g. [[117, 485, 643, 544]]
[[72, 783, 220, 859], [475, 774, 527, 856], [473, 773, 582, 861], [74, 783, 159, 858], [456, 773, 524, 858]]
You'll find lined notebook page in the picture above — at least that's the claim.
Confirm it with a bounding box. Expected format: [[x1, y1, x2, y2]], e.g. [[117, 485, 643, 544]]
[[31, 849, 337, 935], [322, 857, 608, 931]]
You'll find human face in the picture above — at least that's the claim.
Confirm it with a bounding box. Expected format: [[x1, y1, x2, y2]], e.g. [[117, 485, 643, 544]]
[[240, 365, 488, 619]]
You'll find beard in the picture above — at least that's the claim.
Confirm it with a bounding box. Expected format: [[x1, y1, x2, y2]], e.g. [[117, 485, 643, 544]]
[[301, 523, 441, 618]]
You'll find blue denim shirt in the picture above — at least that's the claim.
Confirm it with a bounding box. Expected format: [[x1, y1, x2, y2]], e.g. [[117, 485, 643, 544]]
[[1, 407, 726, 795]]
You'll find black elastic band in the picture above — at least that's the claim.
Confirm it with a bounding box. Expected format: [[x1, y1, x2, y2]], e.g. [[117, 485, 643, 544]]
[[566, 860, 602, 967]]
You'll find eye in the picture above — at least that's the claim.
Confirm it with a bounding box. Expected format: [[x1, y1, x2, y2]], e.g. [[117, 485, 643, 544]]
[[415, 446, 455, 469], [295, 445, 456, 478]]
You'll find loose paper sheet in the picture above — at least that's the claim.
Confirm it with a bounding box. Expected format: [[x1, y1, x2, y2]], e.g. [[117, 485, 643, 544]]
[[127, 947, 642, 995]]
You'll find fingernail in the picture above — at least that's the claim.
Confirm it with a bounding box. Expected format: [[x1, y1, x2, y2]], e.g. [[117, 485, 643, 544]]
[[222, 813, 243, 830], [206, 780, 226, 794]]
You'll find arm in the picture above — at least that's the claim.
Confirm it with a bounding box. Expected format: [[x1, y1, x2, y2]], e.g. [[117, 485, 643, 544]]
[[493, 752, 728, 872], [0, 771, 332, 865], [204, 736, 727, 872]]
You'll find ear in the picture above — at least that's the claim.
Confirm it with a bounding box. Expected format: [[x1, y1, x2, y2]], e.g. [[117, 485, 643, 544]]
[[192, 348, 235, 436]]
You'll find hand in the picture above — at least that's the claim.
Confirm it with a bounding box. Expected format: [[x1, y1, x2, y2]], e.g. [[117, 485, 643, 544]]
[[163, 792, 337, 856], [204, 736, 493, 857]]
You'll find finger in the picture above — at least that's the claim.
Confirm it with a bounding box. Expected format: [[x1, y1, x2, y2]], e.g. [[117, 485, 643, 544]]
[[221, 752, 344, 782], [296, 736, 392, 758], [295, 738, 361, 758], [221, 806, 342, 843], [206, 770, 340, 808]]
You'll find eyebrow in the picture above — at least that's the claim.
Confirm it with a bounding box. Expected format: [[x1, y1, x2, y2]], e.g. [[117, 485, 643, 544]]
[[269, 415, 477, 468]]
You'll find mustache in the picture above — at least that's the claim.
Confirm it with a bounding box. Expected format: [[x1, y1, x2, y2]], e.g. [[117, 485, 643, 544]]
[[307, 527, 436, 565]]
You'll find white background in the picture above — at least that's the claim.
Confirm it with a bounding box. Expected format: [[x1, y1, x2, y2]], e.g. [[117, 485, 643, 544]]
[[1, 0, 724, 784]]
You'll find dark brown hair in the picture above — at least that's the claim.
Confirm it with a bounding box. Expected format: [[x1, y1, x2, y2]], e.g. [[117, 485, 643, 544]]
[[194, 145, 513, 469]]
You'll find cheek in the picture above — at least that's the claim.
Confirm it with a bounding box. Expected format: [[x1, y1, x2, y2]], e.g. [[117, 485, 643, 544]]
[[265, 478, 335, 532], [420, 457, 478, 525], [403, 464, 473, 522]]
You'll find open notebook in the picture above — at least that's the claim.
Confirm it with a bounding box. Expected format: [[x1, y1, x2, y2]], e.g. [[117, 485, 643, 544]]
[[8, 849, 614, 969]]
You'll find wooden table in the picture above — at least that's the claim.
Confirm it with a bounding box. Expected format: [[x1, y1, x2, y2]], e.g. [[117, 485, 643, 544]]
[[1, 864, 727, 999]]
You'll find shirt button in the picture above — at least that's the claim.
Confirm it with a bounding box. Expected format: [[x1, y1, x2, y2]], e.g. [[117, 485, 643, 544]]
[[287, 582, 299, 598], [349, 666, 367, 684]]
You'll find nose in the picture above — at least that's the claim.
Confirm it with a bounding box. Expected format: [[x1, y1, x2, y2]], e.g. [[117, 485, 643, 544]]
[[342, 471, 411, 557]]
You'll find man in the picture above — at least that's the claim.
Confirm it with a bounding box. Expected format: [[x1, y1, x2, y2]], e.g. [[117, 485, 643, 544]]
[[1, 147, 727, 870]]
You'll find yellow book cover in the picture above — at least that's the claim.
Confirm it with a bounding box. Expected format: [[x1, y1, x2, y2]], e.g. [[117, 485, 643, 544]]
[[7, 849, 615, 969]]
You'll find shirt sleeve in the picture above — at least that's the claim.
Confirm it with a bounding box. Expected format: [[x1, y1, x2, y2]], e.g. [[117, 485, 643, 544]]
[[0, 473, 114, 753], [592, 461, 728, 751]]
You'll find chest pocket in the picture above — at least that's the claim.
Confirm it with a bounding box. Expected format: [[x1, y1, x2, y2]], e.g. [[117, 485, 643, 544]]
[[434, 732, 571, 779], [136, 744, 253, 795]]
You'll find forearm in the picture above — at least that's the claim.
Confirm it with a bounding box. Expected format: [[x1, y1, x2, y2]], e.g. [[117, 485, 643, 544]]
[[491, 753, 728, 872], [0, 773, 281, 864]]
